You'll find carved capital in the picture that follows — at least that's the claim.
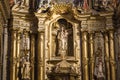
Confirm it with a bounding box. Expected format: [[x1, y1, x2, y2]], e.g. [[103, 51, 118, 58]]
[[104, 33, 109, 42], [38, 29, 45, 33], [89, 33, 94, 43], [82, 31, 88, 41], [109, 30, 114, 40]]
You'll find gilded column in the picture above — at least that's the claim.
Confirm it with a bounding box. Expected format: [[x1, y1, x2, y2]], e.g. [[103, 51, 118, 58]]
[[16, 32, 21, 80], [37, 31, 44, 80], [30, 34, 35, 80], [104, 33, 110, 80], [89, 33, 94, 80], [109, 30, 116, 80], [82, 31, 89, 80], [10, 29, 17, 80]]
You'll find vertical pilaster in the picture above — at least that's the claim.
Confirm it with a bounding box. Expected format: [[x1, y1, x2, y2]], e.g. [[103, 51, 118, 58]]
[[89, 33, 94, 80], [10, 29, 17, 80], [37, 31, 44, 80], [49, 26, 52, 60], [30, 34, 35, 80], [2, 25, 8, 80], [109, 30, 116, 80], [16, 32, 20, 80], [82, 31, 89, 80], [104, 33, 110, 80]]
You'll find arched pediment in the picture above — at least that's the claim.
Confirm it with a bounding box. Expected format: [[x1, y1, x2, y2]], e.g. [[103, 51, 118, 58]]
[[44, 14, 80, 28]]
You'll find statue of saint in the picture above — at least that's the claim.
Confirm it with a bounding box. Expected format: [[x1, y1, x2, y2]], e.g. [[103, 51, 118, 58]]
[[55, 21, 73, 57], [21, 56, 31, 80], [94, 46, 105, 80], [58, 27, 68, 50], [57, 27, 68, 59], [96, 58, 105, 80]]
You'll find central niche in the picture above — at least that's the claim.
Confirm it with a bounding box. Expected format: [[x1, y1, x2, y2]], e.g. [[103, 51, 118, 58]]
[[52, 19, 74, 57]]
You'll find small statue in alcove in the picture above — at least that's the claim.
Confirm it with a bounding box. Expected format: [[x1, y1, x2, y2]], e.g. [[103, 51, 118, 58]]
[[21, 55, 31, 80], [96, 57, 105, 80], [94, 46, 105, 80], [57, 27, 69, 59], [55, 19, 74, 57], [60, 27, 68, 50]]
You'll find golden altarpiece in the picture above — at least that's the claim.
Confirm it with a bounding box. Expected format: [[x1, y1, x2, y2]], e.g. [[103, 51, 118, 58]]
[[3, 0, 120, 80]]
